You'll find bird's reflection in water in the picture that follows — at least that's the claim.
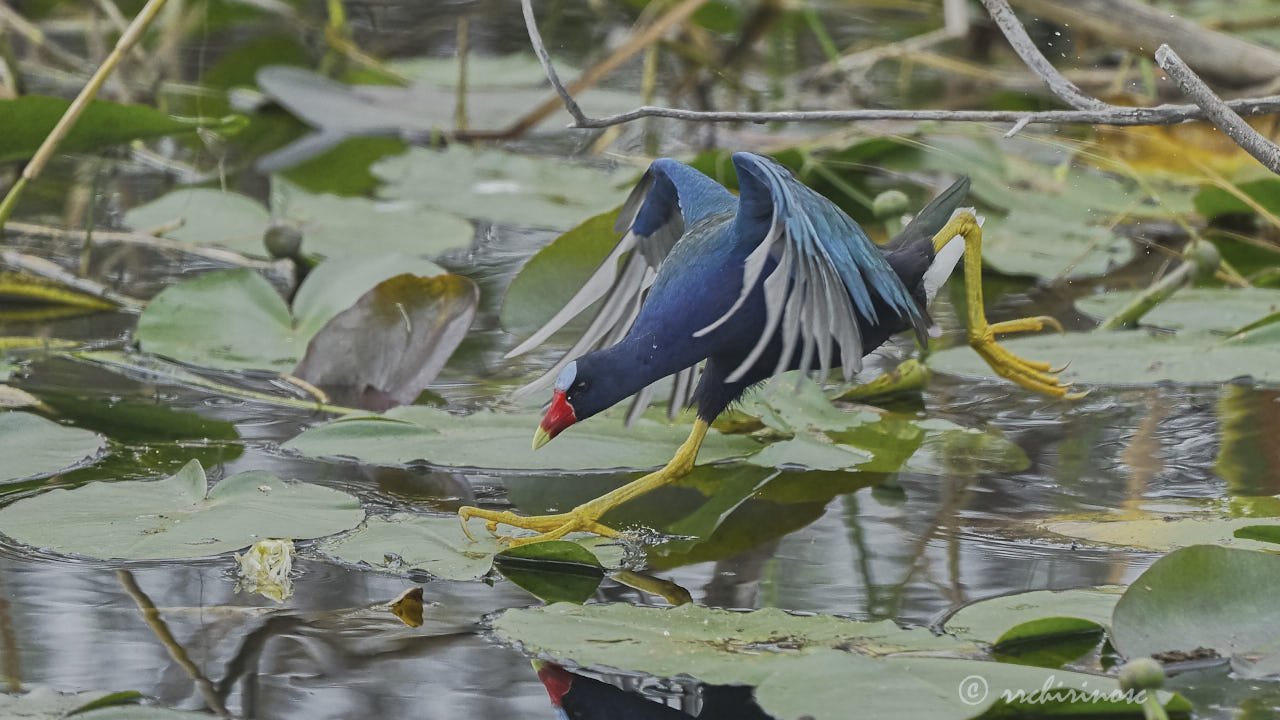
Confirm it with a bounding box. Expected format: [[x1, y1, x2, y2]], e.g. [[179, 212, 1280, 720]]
[[533, 661, 774, 720]]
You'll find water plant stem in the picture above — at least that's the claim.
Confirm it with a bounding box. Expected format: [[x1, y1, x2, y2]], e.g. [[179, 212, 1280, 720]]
[[0, 0, 169, 229]]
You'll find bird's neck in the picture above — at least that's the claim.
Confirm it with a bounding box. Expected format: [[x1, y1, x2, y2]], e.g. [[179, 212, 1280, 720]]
[[586, 334, 698, 408]]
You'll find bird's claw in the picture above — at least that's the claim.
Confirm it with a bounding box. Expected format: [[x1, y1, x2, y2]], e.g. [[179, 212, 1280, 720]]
[[972, 315, 1083, 399], [458, 505, 621, 548]]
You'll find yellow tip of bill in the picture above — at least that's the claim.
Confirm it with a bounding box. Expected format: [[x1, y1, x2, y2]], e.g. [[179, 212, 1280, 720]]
[[532, 426, 551, 451]]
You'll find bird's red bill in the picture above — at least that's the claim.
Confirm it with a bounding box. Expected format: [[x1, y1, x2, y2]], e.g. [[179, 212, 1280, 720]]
[[538, 389, 577, 445]]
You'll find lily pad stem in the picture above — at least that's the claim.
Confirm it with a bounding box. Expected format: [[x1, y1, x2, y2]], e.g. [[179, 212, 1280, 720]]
[[1098, 241, 1221, 330]]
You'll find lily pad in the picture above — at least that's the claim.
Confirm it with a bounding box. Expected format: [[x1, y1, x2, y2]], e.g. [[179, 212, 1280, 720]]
[[0, 411, 107, 483], [943, 587, 1123, 644], [499, 208, 621, 334], [123, 178, 473, 258], [318, 513, 621, 581], [1040, 499, 1280, 552], [1112, 545, 1280, 678], [0, 459, 363, 559], [135, 254, 445, 372], [943, 587, 1122, 669], [494, 542, 609, 604], [494, 604, 1182, 719], [374, 146, 626, 230], [888, 134, 1195, 280], [753, 650, 1182, 720], [294, 273, 478, 409], [493, 603, 974, 686], [1077, 288, 1280, 333], [0, 96, 240, 163], [928, 328, 1280, 386], [286, 404, 759, 471]]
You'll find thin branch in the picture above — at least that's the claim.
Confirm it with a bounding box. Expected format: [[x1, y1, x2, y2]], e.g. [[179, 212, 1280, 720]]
[[556, 98, 1280, 129], [980, 0, 1110, 111], [517, 0, 1280, 132], [520, 0, 586, 126], [1155, 44, 1280, 175]]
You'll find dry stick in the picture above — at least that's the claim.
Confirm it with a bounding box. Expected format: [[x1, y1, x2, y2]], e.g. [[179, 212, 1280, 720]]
[[1155, 45, 1280, 175], [505, 0, 709, 138], [1, 249, 145, 310], [980, 0, 1110, 111], [117, 570, 231, 719], [5, 221, 288, 271], [0, 0, 169, 228]]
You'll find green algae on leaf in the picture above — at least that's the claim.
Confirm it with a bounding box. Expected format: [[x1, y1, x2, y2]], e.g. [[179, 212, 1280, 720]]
[[0, 411, 107, 483], [0, 460, 363, 560]]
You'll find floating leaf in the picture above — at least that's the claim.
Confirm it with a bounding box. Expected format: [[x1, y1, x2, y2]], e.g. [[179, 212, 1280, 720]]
[[123, 178, 472, 258], [135, 254, 445, 372], [286, 405, 761, 471], [1234, 525, 1280, 545], [389, 586, 424, 627], [294, 273, 478, 409], [0, 411, 107, 483], [928, 328, 1280, 386], [499, 208, 621, 333], [374, 146, 625, 230], [0, 96, 240, 163], [493, 603, 974, 686], [752, 649, 1183, 720], [318, 514, 620, 581], [887, 134, 1194, 280], [0, 459, 363, 560], [1037, 499, 1280, 552], [495, 541, 607, 605], [1112, 546, 1280, 678], [1079, 288, 1280, 334], [943, 586, 1123, 644]]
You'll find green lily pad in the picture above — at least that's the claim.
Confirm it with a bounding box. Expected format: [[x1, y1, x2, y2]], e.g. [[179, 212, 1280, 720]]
[[0, 96, 241, 163], [1112, 545, 1280, 678], [494, 541, 609, 604], [1042, 504, 1280, 552], [1195, 177, 1280, 219], [494, 604, 1183, 719], [135, 254, 445, 372], [285, 405, 761, 471], [493, 603, 975, 686], [737, 379, 1029, 473], [499, 208, 622, 334], [293, 273, 478, 409], [123, 178, 472, 258], [888, 134, 1195, 280], [753, 650, 1183, 720], [0, 459, 363, 559], [0, 411, 107, 483], [1078, 288, 1280, 333], [374, 146, 626, 230], [928, 328, 1280, 386], [318, 514, 621, 581], [943, 587, 1123, 644]]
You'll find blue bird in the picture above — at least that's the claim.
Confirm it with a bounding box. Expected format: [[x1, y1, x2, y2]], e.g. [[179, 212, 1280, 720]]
[[461, 153, 1073, 546]]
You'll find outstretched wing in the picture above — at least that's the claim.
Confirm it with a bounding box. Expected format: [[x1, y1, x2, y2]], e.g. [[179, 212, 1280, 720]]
[[506, 158, 737, 419], [698, 152, 927, 384]]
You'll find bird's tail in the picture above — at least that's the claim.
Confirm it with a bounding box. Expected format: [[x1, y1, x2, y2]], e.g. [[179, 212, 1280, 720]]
[[882, 175, 971, 252]]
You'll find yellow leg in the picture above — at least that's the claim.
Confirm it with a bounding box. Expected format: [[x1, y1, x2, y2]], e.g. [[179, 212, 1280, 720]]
[[459, 419, 710, 548], [932, 214, 1082, 399]]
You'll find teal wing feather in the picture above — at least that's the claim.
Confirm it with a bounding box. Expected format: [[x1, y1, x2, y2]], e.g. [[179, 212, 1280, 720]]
[[699, 153, 927, 383]]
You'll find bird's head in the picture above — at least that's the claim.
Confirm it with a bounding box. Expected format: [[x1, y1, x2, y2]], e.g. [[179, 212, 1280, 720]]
[[533, 358, 610, 450]]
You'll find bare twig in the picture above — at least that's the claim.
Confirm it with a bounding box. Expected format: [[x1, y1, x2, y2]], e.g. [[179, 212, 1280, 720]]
[[1155, 45, 1280, 175], [980, 0, 1109, 111], [5, 222, 292, 272], [517, 0, 1280, 132], [0, 250, 144, 310], [504, 0, 708, 138]]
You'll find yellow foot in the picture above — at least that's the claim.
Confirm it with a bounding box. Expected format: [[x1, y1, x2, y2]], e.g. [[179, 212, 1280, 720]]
[[971, 315, 1083, 399], [458, 506, 621, 548]]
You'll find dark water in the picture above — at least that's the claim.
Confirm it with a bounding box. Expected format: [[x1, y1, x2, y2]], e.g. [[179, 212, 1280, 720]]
[[3, 2, 1279, 718]]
